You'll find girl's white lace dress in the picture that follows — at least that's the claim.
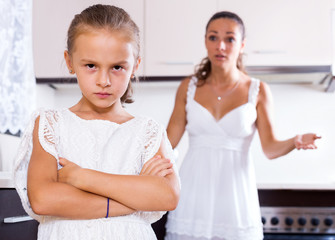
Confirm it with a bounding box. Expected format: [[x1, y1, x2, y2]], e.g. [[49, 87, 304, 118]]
[[165, 77, 264, 240], [14, 108, 178, 240]]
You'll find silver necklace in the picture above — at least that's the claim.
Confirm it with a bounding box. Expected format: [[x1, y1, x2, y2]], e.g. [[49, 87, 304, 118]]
[[210, 79, 240, 101]]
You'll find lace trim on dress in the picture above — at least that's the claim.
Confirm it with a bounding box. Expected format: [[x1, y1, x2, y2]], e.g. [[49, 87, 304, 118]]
[[186, 77, 197, 103], [141, 117, 177, 173], [248, 78, 260, 105], [137, 118, 180, 224], [38, 109, 60, 162], [38, 217, 157, 240], [166, 216, 263, 240], [165, 232, 263, 240], [13, 109, 58, 222], [142, 118, 163, 163], [137, 118, 166, 223]]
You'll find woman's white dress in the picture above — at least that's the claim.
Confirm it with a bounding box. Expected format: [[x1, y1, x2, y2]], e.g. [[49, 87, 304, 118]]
[[14, 108, 178, 240], [165, 77, 263, 240]]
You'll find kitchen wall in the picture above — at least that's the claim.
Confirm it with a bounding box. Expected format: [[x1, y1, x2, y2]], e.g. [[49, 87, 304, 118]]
[[0, 85, 54, 172], [1, 78, 334, 187], [252, 81, 335, 187], [1, 0, 335, 188], [2, 78, 327, 188]]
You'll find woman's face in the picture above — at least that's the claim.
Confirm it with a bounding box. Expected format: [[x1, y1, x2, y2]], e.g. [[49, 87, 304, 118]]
[[205, 18, 245, 70], [64, 29, 139, 111]]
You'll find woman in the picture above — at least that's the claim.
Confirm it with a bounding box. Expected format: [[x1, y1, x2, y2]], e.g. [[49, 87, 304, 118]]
[[164, 11, 320, 240]]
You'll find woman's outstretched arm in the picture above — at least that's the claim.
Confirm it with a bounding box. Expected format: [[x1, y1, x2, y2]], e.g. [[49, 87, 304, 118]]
[[256, 81, 321, 159], [27, 117, 135, 219]]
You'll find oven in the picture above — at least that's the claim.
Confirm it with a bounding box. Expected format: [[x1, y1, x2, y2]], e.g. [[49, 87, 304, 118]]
[[259, 189, 335, 240]]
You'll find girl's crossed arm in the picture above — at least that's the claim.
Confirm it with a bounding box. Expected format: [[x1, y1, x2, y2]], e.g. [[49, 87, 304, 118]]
[[28, 117, 135, 219], [58, 140, 180, 212], [28, 117, 179, 219]]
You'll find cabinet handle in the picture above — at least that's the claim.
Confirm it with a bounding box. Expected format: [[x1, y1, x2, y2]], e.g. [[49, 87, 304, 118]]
[[160, 61, 193, 65], [252, 50, 286, 54], [4, 215, 33, 223]]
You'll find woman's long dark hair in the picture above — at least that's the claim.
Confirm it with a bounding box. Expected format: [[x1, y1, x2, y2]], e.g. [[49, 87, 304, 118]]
[[194, 11, 246, 84]]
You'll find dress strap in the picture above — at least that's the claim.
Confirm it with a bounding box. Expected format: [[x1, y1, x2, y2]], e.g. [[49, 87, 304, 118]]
[[186, 76, 197, 102], [248, 78, 260, 105]]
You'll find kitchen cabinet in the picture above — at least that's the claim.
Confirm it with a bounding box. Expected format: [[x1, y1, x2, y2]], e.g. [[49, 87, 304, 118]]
[[144, 0, 217, 76], [0, 188, 166, 239], [33, 0, 144, 78], [33, 0, 333, 78], [144, 0, 333, 76], [217, 0, 333, 66], [0, 189, 38, 240]]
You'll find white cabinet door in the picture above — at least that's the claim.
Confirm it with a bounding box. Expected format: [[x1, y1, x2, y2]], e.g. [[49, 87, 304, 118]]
[[217, 0, 332, 66], [144, 0, 217, 76], [33, 0, 144, 78]]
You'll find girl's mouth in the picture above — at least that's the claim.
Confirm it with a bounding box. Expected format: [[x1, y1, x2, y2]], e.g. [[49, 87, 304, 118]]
[[95, 92, 111, 99]]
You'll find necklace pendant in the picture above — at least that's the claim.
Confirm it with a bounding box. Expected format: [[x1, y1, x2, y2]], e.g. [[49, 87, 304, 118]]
[[217, 96, 222, 101]]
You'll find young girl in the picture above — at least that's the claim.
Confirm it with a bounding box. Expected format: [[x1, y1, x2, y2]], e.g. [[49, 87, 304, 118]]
[[14, 4, 180, 240]]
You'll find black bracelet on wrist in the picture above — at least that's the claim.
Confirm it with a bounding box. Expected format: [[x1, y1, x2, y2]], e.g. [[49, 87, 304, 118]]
[[106, 198, 110, 218]]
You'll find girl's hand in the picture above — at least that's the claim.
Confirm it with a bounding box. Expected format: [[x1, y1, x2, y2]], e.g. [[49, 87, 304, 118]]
[[294, 133, 321, 150], [58, 157, 81, 185], [140, 155, 173, 177]]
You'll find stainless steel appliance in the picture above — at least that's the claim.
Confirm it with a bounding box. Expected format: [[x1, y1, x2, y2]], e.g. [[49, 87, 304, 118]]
[[259, 190, 335, 240]]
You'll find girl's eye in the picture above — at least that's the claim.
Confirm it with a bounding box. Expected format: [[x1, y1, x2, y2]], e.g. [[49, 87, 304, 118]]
[[227, 37, 235, 43], [86, 64, 95, 69], [208, 35, 217, 41], [113, 65, 123, 71]]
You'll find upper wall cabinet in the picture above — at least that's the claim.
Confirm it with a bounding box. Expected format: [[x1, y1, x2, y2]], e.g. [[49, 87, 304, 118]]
[[33, 0, 144, 78], [217, 0, 333, 66], [144, 0, 217, 76], [33, 0, 334, 78]]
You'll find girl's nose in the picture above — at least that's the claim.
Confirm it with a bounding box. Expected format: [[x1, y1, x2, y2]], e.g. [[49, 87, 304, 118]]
[[98, 73, 111, 87]]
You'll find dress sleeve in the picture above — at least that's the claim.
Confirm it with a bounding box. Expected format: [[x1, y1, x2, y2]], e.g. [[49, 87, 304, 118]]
[[37, 109, 60, 166], [139, 118, 181, 224], [13, 109, 60, 222], [141, 118, 162, 164], [142, 118, 176, 162], [248, 78, 260, 105]]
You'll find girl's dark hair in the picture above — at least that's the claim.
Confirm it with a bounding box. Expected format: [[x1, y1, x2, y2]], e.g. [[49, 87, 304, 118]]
[[67, 4, 140, 104], [194, 11, 246, 83]]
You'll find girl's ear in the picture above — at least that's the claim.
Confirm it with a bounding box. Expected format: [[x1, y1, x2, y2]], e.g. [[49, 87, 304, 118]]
[[133, 57, 141, 73], [64, 50, 74, 74], [240, 39, 246, 54]]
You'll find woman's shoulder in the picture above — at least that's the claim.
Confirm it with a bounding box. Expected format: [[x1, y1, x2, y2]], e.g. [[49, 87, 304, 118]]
[[252, 79, 270, 95], [248, 77, 269, 92], [248, 78, 272, 105], [179, 76, 193, 91], [175, 76, 198, 101], [249, 77, 267, 86]]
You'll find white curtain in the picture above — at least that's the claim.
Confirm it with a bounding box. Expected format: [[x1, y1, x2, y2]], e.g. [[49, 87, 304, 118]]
[[0, 0, 36, 135]]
